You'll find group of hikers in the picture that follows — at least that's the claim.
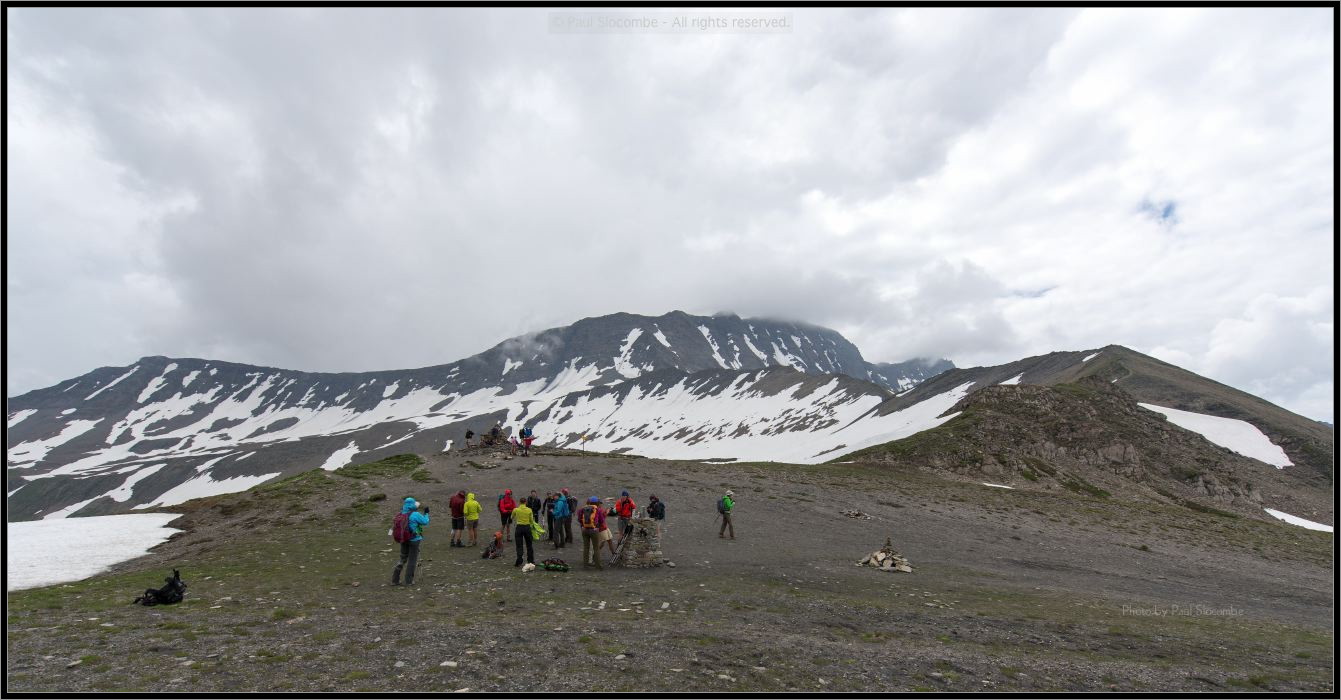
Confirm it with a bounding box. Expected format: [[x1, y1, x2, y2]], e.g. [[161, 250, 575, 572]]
[[390, 480, 736, 586], [462, 421, 535, 456]]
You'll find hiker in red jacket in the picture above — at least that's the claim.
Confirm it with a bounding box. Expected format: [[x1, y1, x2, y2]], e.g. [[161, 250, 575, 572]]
[[448, 490, 467, 548], [498, 489, 517, 542], [613, 490, 636, 547]]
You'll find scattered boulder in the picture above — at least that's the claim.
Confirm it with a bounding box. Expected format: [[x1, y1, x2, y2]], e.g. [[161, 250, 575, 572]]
[[857, 537, 912, 573], [842, 509, 873, 520]]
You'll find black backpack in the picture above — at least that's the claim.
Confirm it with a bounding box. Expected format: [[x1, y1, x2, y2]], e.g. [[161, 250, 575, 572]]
[[648, 500, 665, 519], [133, 570, 187, 606]]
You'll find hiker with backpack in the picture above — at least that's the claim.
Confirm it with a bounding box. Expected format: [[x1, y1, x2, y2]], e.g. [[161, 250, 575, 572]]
[[613, 491, 636, 547], [464, 429, 475, 448], [717, 490, 735, 539], [498, 489, 517, 542], [520, 425, 534, 456], [391, 497, 431, 585], [511, 495, 537, 567], [577, 496, 608, 569], [449, 490, 467, 548], [463, 492, 481, 546], [542, 491, 557, 545], [551, 488, 572, 549], [647, 494, 666, 539]]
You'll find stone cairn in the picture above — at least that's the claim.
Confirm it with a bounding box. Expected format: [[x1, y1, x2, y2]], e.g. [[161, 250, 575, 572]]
[[857, 537, 912, 573], [611, 516, 663, 568]]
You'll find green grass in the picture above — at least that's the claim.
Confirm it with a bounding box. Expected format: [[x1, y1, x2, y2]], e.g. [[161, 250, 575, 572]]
[[334, 454, 425, 479]]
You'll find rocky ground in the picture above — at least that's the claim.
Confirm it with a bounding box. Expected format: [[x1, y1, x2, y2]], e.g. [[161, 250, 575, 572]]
[[5, 448, 1334, 693]]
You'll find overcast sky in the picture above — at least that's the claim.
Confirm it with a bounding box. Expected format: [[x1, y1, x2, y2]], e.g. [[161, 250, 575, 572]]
[[6, 7, 1334, 421]]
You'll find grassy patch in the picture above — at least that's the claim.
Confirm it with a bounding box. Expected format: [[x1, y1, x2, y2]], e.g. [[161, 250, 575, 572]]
[[334, 454, 425, 480]]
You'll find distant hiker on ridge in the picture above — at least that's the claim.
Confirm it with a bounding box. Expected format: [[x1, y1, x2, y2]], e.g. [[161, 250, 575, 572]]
[[717, 490, 735, 540], [520, 424, 534, 456], [449, 490, 467, 548], [391, 497, 430, 586]]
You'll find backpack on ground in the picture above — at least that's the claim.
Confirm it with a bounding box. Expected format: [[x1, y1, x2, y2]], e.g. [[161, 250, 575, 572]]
[[133, 570, 187, 606], [392, 512, 413, 543], [482, 531, 503, 559], [541, 557, 568, 572]]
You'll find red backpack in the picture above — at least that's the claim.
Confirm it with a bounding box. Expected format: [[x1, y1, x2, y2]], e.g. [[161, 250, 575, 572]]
[[391, 512, 413, 543]]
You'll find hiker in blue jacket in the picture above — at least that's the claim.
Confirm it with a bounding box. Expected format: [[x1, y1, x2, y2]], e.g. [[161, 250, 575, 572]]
[[392, 497, 431, 586], [551, 487, 572, 549]]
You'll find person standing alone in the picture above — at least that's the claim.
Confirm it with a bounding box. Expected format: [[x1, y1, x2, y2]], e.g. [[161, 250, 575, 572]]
[[717, 490, 735, 539], [392, 497, 430, 585]]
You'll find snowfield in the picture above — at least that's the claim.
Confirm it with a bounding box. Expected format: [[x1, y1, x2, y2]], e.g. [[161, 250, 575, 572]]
[[7, 513, 183, 591], [1263, 508, 1333, 533], [1138, 403, 1292, 468]]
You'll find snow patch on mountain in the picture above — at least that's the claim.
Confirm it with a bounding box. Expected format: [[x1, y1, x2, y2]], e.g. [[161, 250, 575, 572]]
[[697, 326, 732, 369], [320, 441, 361, 471], [1138, 403, 1292, 468], [652, 325, 671, 348], [7, 419, 105, 468], [1082, 352, 1100, 362], [501, 359, 523, 376], [8, 409, 37, 428], [835, 382, 976, 457], [134, 471, 281, 509], [382, 382, 401, 398], [771, 341, 805, 371], [138, 363, 179, 403], [999, 374, 1023, 385], [614, 328, 645, 378], [1263, 508, 1333, 532], [84, 366, 139, 401], [741, 335, 767, 362], [104, 463, 166, 502]]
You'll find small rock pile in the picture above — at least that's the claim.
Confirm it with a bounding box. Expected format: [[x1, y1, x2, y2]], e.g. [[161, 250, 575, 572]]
[[611, 517, 663, 568], [857, 537, 912, 573], [842, 509, 873, 520]]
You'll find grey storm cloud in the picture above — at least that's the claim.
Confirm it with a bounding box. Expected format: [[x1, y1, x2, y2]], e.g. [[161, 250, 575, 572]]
[[6, 7, 1334, 422]]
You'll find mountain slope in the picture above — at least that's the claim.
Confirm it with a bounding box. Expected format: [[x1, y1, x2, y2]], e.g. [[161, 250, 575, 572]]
[[840, 377, 1332, 526], [872, 345, 1333, 486], [6, 312, 954, 520]]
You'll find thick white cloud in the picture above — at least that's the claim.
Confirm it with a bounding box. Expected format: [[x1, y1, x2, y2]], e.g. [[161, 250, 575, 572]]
[[5, 7, 1333, 421]]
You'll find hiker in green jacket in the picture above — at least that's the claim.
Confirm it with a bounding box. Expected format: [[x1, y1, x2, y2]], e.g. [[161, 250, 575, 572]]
[[717, 490, 735, 539]]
